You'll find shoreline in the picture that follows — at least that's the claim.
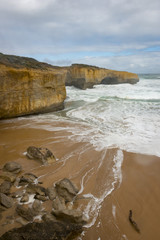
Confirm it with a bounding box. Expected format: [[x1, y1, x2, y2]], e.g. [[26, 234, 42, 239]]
[[0, 120, 160, 239]]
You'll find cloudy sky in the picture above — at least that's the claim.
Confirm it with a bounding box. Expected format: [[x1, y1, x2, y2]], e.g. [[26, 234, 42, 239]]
[[0, 0, 160, 73]]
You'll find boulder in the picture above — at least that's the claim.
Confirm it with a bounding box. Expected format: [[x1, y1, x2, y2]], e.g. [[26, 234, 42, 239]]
[[11, 190, 24, 198], [19, 173, 38, 185], [26, 183, 46, 196], [46, 186, 57, 200], [20, 194, 29, 203], [16, 205, 34, 221], [2, 162, 22, 174], [0, 193, 13, 208], [55, 178, 79, 202], [52, 196, 66, 211], [52, 208, 87, 225], [32, 200, 42, 213], [34, 194, 48, 201], [42, 213, 57, 222], [0, 221, 83, 240], [0, 181, 12, 195], [0, 205, 6, 212], [0, 171, 16, 183], [26, 146, 56, 165]]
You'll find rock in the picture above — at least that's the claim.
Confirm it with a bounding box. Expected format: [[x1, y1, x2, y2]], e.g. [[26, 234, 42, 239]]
[[52, 208, 87, 225], [26, 146, 56, 165], [52, 196, 66, 211], [20, 194, 29, 203], [13, 177, 20, 187], [19, 173, 38, 185], [0, 53, 66, 119], [16, 217, 28, 226], [34, 194, 48, 201], [46, 186, 57, 200], [32, 200, 42, 213], [42, 213, 57, 222], [2, 162, 22, 174], [65, 64, 139, 89], [0, 171, 16, 183], [0, 193, 13, 208], [16, 205, 34, 221], [55, 178, 79, 202], [0, 181, 12, 195], [11, 190, 24, 198], [0, 205, 6, 212], [26, 183, 46, 196], [0, 221, 83, 240]]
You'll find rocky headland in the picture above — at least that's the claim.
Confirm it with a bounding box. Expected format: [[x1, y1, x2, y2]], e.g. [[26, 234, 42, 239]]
[[0, 53, 139, 119], [0, 53, 66, 119], [65, 64, 139, 89]]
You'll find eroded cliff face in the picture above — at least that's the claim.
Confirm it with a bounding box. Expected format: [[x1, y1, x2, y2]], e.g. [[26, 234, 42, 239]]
[[65, 64, 139, 89], [0, 54, 66, 119], [0, 53, 139, 119]]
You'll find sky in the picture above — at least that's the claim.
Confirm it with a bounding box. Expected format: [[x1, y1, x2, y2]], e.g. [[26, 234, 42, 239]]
[[0, 0, 160, 73]]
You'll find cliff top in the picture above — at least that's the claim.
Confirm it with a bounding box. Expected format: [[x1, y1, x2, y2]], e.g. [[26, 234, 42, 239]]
[[0, 53, 61, 70], [0, 53, 109, 71]]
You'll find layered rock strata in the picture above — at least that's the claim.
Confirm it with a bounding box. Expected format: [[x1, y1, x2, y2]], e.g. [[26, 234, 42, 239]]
[[0, 53, 66, 119], [65, 64, 139, 89]]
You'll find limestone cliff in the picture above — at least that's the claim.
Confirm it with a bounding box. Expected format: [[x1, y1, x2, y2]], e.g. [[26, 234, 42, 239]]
[[65, 64, 139, 89], [0, 53, 139, 119], [0, 53, 66, 119]]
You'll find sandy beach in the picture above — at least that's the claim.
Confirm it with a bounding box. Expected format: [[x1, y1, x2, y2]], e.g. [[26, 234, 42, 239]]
[[0, 119, 160, 239]]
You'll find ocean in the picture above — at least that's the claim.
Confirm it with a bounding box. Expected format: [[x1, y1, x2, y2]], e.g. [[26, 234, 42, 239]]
[[55, 74, 160, 157]]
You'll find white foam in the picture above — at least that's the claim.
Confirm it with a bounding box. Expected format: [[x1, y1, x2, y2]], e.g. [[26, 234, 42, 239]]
[[83, 149, 124, 228], [112, 205, 116, 219]]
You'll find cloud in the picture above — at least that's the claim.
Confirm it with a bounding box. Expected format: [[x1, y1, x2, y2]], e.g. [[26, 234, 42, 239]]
[[0, 0, 160, 72]]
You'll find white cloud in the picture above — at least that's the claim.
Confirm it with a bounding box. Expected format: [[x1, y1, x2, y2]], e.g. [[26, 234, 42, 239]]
[[0, 0, 160, 72]]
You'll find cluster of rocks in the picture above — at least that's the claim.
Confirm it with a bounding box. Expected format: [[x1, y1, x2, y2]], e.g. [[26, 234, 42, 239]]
[[0, 147, 87, 240]]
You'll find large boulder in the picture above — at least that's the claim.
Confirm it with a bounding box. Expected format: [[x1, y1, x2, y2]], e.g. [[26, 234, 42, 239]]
[[3, 162, 22, 174], [0, 193, 13, 208], [52, 208, 87, 225], [16, 205, 35, 221], [0, 171, 16, 183], [0, 181, 12, 195], [26, 146, 56, 165], [26, 183, 46, 196], [46, 186, 57, 200], [0, 53, 66, 119], [0, 221, 83, 240], [55, 178, 79, 202], [19, 173, 38, 185]]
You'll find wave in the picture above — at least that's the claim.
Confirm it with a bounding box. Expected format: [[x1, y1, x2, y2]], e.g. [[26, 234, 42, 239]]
[[66, 79, 160, 104]]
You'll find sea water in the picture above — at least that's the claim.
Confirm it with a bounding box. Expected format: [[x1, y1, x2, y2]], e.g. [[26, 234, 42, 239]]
[[57, 74, 160, 157], [18, 74, 160, 157]]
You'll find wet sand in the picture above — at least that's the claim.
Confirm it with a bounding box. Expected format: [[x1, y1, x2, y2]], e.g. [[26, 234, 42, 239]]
[[0, 118, 160, 239]]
